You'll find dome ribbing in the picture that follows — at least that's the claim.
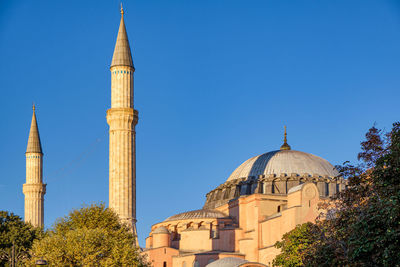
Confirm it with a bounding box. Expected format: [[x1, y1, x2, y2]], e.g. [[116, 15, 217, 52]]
[[227, 150, 338, 181]]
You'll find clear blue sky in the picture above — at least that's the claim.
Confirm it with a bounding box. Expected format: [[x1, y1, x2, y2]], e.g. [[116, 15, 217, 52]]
[[1, 0, 399, 246]]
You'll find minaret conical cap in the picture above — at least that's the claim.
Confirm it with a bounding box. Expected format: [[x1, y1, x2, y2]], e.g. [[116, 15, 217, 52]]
[[26, 105, 43, 154], [111, 6, 134, 68]]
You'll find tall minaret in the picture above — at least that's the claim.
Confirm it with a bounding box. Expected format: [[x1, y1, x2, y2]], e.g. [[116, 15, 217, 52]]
[[107, 5, 138, 237], [23, 105, 46, 227]]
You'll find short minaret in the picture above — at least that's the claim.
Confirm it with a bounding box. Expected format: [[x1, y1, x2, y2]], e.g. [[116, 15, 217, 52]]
[[107, 5, 139, 237], [23, 105, 46, 227]]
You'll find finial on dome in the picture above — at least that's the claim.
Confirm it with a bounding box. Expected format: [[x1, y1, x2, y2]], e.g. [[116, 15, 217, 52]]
[[280, 126, 291, 150], [32, 102, 35, 112], [120, 3, 124, 15]]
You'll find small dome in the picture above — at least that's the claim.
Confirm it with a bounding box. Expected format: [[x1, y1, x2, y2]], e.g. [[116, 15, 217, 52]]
[[164, 209, 228, 222], [227, 150, 338, 181], [206, 257, 248, 267], [153, 226, 170, 234]]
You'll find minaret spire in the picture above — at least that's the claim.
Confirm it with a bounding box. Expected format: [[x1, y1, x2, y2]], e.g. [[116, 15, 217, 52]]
[[26, 104, 42, 154], [23, 106, 46, 227], [280, 126, 291, 150], [111, 5, 133, 68]]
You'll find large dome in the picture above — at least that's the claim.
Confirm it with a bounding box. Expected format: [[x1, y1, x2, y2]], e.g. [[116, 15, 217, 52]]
[[227, 150, 338, 181], [204, 133, 346, 209]]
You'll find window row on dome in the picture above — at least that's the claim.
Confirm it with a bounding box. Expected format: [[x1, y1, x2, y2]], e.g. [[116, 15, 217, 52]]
[[204, 178, 347, 209], [27, 155, 41, 158]]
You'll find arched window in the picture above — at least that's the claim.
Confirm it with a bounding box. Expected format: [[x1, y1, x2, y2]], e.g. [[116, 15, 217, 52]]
[[163, 262, 167, 267], [285, 179, 289, 194], [172, 226, 179, 241], [209, 192, 215, 201], [223, 187, 231, 199], [210, 223, 219, 239], [277, 205, 281, 212], [234, 185, 240, 198], [272, 180, 276, 194], [212, 191, 219, 201], [240, 184, 248, 195], [325, 182, 329, 196], [246, 182, 252, 195]]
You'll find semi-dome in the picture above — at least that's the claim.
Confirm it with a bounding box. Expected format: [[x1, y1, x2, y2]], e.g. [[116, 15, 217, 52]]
[[153, 226, 170, 234], [227, 149, 338, 181], [164, 209, 228, 222], [206, 257, 248, 267]]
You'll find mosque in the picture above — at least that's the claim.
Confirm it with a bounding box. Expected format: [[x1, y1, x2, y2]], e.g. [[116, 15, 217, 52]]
[[21, 6, 346, 267], [142, 130, 347, 267]]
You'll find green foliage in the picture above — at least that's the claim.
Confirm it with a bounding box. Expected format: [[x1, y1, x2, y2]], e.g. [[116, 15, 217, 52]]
[[273, 223, 319, 267], [0, 211, 42, 266], [273, 122, 400, 267], [338, 122, 400, 266], [27, 203, 147, 266]]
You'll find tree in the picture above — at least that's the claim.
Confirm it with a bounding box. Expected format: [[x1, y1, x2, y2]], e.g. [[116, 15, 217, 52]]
[[27, 204, 147, 266], [0, 211, 42, 267], [273, 122, 400, 267], [273, 223, 322, 267]]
